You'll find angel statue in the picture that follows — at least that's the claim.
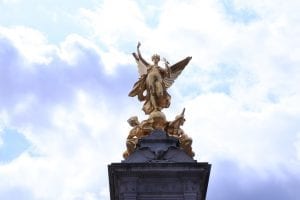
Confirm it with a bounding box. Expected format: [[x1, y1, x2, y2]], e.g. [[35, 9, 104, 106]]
[[129, 42, 192, 115]]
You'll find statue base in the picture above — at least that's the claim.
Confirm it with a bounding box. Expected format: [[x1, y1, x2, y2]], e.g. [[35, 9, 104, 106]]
[[108, 162, 211, 200], [108, 130, 211, 200]]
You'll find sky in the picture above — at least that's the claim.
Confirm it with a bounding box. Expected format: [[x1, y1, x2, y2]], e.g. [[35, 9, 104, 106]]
[[0, 0, 300, 199]]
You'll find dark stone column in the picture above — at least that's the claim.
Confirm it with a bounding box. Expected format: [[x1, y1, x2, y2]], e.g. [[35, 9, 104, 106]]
[[108, 130, 211, 200]]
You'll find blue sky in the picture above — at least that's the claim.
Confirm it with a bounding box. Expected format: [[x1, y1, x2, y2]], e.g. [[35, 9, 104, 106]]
[[1, 0, 300, 199]]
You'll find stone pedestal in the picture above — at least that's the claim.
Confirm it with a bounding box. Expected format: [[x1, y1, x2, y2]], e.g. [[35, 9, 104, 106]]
[[108, 130, 211, 200]]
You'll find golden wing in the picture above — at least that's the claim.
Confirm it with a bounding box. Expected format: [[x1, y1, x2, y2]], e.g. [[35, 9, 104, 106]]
[[132, 52, 148, 76], [164, 56, 192, 88], [132, 42, 149, 76]]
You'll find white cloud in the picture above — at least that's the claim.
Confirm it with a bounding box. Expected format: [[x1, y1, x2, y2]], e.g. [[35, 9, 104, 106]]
[[0, 89, 124, 199], [186, 93, 300, 168], [0, 26, 129, 199], [80, 0, 148, 46], [58, 34, 102, 66], [0, 26, 57, 65], [0, 0, 21, 4], [79, 0, 150, 73], [1, 0, 300, 199], [295, 132, 300, 161]]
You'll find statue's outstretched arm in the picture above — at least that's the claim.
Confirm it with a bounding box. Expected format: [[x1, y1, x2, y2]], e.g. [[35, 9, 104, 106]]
[[136, 42, 149, 67]]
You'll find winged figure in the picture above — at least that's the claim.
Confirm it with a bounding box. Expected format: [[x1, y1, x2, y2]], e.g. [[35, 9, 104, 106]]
[[129, 42, 192, 115]]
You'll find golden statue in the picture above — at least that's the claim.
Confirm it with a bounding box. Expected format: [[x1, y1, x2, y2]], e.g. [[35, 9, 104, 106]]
[[166, 108, 194, 157], [129, 42, 192, 115], [124, 42, 194, 159], [123, 116, 154, 158]]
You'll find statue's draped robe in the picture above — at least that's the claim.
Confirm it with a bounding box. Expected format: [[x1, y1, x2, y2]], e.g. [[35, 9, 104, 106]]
[[129, 66, 171, 114]]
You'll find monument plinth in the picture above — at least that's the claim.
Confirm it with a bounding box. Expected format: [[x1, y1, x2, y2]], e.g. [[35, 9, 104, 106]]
[[109, 130, 211, 200], [108, 42, 211, 200], [109, 162, 210, 200]]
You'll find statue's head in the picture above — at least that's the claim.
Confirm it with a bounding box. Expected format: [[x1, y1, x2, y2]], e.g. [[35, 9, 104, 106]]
[[127, 116, 139, 127], [151, 54, 160, 64]]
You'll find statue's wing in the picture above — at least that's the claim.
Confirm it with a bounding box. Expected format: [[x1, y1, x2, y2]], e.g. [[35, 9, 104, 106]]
[[132, 52, 149, 76], [164, 56, 192, 88]]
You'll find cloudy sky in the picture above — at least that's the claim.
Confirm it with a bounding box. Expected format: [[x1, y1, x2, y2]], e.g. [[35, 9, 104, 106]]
[[0, 0, 300, 199]]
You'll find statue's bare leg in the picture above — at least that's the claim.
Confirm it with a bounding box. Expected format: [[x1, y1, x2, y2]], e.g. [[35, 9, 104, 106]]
[[150, 91, 158, 111], [155, 81, 163, 97]]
